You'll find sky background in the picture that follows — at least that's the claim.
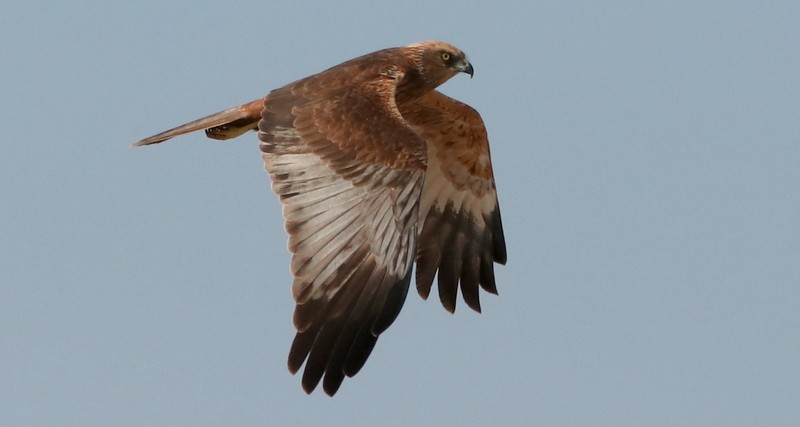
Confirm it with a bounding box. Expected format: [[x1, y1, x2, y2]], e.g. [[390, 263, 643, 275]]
[[2, 1, 799, 425]]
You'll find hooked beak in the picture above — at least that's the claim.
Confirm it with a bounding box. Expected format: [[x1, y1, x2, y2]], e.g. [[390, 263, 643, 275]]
[[456, 59, 474, 78]]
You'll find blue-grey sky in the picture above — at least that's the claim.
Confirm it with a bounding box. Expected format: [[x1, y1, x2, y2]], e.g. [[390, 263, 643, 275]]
[[3, 1, 799, 425]]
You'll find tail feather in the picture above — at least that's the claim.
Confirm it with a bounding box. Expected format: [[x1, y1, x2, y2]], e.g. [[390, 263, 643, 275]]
[[132, 98, 264, 147]]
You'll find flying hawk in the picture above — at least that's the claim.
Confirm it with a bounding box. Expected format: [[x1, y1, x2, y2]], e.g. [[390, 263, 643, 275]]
[[134, 41, 506, 396]]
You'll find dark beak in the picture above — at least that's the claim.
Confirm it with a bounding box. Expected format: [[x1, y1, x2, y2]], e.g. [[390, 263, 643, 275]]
[[457, 60, 474, 78]]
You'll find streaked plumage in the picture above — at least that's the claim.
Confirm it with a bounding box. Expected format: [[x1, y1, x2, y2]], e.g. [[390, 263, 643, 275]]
[[134, 41, 506, 396]]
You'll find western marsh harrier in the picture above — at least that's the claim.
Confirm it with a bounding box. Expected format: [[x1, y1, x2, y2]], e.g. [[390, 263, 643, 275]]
[[134, 41, 506, 396]]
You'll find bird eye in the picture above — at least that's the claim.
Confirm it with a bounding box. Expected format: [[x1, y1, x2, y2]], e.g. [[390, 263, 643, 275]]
[[441, 52, 451, 62]]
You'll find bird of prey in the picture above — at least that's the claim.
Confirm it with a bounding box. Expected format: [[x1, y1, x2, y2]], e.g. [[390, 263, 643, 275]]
[[133, 41, 507, 396]]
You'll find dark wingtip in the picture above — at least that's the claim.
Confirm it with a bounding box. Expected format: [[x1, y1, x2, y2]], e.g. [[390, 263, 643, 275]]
[[322, 377, 344, 396], [301, 379, 318, 395], [441, 296, 456, 314], [301, 368, 324, 395]]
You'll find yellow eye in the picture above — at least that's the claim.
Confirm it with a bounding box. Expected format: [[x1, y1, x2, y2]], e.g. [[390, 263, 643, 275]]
[[441, 52, 451, 62]]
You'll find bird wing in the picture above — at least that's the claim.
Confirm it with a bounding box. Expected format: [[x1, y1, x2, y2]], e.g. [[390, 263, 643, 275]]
[[258, 63, 427, 396], [401, 90, 507, 314]]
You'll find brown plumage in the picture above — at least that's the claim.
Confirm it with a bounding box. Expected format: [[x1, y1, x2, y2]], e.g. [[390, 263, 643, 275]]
[[133, 41, 506, 396]]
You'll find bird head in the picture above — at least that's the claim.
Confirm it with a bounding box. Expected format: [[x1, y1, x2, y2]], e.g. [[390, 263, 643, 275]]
[[406, 41, 474, 87]]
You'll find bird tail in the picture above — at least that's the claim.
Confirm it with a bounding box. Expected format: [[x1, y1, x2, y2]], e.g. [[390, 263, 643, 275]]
[[131, 98, 265, 147]]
